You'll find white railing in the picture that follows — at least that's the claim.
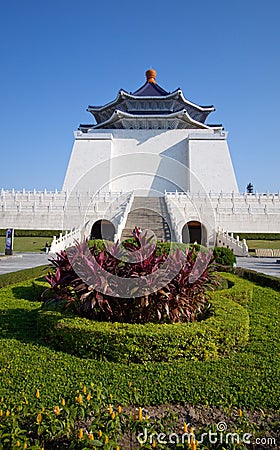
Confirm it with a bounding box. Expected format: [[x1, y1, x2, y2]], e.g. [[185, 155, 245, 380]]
[[164, 193, 183, 242], [114, 192, 135, 242], [216, 229, 248, 256], [0, 190, 131, 211], [50, 227, 82, 254], [49, 192, 134, 252]]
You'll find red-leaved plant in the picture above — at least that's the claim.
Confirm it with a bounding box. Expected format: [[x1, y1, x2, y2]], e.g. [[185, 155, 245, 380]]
[[42, 233, 218, 324]]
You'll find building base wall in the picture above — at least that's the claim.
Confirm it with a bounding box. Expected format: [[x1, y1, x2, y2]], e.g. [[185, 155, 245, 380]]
[[62, 128, 238, 195]]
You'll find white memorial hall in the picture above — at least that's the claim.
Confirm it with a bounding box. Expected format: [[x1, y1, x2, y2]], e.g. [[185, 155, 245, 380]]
[[1, 69, 280, 255]]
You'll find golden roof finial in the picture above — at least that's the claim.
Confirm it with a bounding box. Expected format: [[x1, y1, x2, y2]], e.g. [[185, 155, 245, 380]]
[[146, 69, 157, 84]]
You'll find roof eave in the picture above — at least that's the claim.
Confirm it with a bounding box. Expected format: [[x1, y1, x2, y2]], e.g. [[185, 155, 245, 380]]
[[87, 89, 128, 114], [92, 109, 214, 130], [178, 90, 215, 112]]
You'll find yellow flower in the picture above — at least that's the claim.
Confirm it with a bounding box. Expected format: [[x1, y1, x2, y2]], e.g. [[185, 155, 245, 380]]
[[145, 413, 149, 421], [117, 405, 122, 414], [23, 444, 27, 449], [35, 389, 40, 399], [86, 393, 91, 402], [138, 407, 143, 421], [116, 447, 121, 450], [83, 386, 87, 394], [109, 393, 113, 400], [183, 422, 188, 433], [0, 410, 2, 416], [108, 404, 113, 414], [104, 435, 109, 444], [61, 398, 66, 407], [190, 439, 198, 450], [88, 431, 94, 441], [152, 439, 157, 448], [77, 394, 83, 404], [111, 411, 115, 420], [53, 406, 60, 415], [128, 382, 132, 387], [133, 387, 137, 393], [78, 428, 83, 439], [238, 409, 243, 417], [16, 441, 20, 447], [36, 413, 43, 424], [98, 430, 102, 438], [6, 410, 10, 416]]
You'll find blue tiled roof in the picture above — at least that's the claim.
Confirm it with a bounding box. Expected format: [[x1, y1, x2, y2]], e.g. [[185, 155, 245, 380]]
[[132, 81, 169, 97]]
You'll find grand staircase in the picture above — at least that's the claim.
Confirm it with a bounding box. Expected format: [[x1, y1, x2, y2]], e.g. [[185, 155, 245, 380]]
[[120, 197, 173, 242]]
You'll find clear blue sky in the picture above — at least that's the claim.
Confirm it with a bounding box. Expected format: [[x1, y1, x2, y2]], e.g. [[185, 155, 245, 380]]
[[0, 0, 279, 193]]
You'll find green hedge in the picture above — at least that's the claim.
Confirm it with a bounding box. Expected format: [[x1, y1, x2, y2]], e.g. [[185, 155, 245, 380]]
[[233, 233, 280, 241], [0, 276, 279, 410], [213, 247, 236, 266], [0, 265, 50, 289], [88, 239, 202, 256], [234, 267, 280, 292], [38, 278, 251, 364], [0, 229, 63, 237], [218, 272, 253, 306]]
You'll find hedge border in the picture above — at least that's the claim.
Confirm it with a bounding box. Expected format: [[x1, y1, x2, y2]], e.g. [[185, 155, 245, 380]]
[[0, 229, 63, 237], [234, 266, 280, 291], [0, 276, 279, 410], [0, 264, 50, 289], [38, 276, 252, 364], [233, 233, 280, 241]]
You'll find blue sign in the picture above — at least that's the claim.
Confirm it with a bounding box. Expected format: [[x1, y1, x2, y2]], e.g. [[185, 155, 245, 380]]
[[5, 228, 14, 255]]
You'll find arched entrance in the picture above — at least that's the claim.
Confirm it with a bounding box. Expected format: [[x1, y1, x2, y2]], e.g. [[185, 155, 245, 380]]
[[90, 220, 115, 241], [182, 221, 207, 246]]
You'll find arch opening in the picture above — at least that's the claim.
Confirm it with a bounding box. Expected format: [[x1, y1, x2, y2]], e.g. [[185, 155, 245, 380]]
[[182, 221, 207, 246], [90, 219, 115, 241]]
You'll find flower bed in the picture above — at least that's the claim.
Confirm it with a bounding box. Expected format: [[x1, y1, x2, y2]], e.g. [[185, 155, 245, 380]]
[[38, 277, 252, 363]]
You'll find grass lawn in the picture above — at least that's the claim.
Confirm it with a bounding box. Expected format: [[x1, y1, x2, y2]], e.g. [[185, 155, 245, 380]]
[[0, 274, 279, 448], [0, 236, 49, 253], [1, 236, 280, 254], [246, 239, 280, 250]]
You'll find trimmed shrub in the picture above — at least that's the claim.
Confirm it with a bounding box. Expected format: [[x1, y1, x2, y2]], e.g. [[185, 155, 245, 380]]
[[38, 277, 251, 363], [233, 232, 280, 241], [44, 235, 218, 324], [213, 247, 236, 266], [0, 265, 49, 289], [217, 272, 253, 307], [0, 275, 279, 411], [0, 229, 63, 237], [88, 239, 195, 256], [234, 267, 280, 292]]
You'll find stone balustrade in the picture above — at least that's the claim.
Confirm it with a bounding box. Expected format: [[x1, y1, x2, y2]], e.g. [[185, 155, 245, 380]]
[[0, 190, 132, 231], [216, 229, 248, 256], [165, 192, 280, 236], [50, 227, 82, 254]]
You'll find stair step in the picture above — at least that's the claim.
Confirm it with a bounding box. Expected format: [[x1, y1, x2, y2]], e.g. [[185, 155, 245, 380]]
[[120, 196, 173, 242]]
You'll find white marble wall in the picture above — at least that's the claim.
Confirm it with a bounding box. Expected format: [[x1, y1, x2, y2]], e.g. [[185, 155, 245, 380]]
[[62, 128, 238, 195], [165, 192, 280, 242], [0, 190, 132, 232]]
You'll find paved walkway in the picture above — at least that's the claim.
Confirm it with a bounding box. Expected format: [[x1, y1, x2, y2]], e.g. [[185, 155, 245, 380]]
[[1, 253, 280, 279], [0, 252, 51, 275], [236, 256, 280, 278]]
